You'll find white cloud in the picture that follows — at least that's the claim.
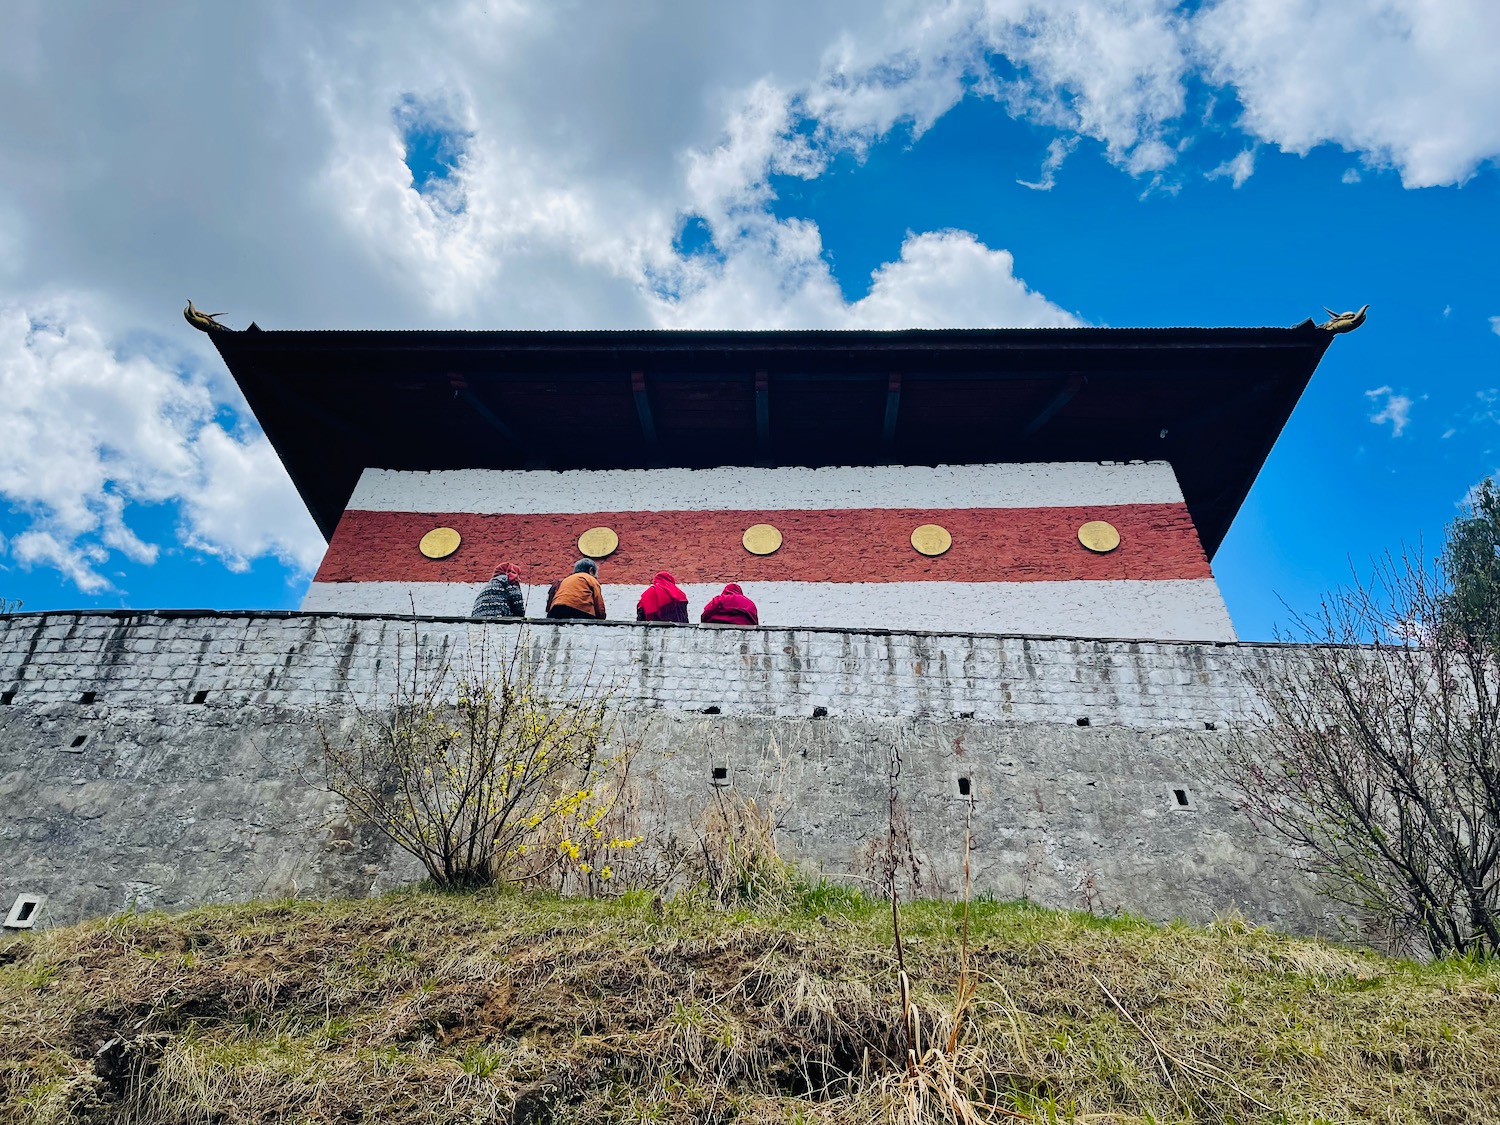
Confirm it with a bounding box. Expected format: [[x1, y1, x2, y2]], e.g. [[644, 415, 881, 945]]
[[9, 531, 110, 595], [278, 0, 1500, 334], [648, 227, 1078, 331], [1490, 316, 1500, 336], [809, 0, 1498, 190], [1342, 167, 1362, 184], [0, 299, 324, 591], [180, 425, 325, 574], [1364, 385, 1413, 437], [1193, 0, 1500, 188], [1205, 148, 1255, 187], [0, 3, 1492, 338], [847, 231, 1079, 329], [790, 1, 1192, 178], [309, 7, 1044, 330], [1, 0, 1498, 594], [1473, 388, 1500, 429], [1019, 137, 1078, 190], [977, 0, 1191, 176]]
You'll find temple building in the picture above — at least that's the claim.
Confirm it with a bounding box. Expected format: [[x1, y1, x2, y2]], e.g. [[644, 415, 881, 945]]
[[211, 325, 1335, 641], [1, 318, 1358, 930]]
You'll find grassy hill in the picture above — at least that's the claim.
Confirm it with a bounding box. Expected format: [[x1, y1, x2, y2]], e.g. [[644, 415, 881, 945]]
[[3, 888, 1498, 1124]]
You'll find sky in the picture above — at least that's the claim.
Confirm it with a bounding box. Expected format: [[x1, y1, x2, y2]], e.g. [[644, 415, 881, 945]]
[[0, 0, 1497, 639]]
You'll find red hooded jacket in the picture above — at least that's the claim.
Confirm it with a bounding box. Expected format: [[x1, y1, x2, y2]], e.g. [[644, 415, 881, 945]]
[[700, 583, 758, 626], [637, 571, 689, 622]]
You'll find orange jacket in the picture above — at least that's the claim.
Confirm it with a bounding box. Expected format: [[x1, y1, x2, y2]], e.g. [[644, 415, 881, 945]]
[[548, 572, 606, 618]]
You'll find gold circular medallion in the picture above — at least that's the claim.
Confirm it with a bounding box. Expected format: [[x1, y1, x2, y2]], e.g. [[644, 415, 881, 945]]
[[577, 526, 619, 559], [418, 527, 461, 560], [1078, 520, 1121, 554], [910, 524, 952, 557], [742, 524, 783, 555]]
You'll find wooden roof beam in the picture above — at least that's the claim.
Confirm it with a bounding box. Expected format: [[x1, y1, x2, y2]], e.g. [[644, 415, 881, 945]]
[[755, 369, 772, 467], [882, 371, 902, 461], [450, 375, 522, 447], [631, 370, 662, 465], [1020, 374, 1087, 440]]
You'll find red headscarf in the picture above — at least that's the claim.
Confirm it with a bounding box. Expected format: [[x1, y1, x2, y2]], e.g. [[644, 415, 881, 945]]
[[494, 561, 520, 583], [638, 571, 687, 617]]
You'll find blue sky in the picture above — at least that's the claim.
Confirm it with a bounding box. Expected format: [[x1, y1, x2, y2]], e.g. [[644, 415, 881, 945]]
[[0, 2, 1497, 639], [766, 96, 1500, 635]]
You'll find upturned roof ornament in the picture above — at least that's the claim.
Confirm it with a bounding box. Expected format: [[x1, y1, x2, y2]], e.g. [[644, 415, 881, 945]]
[[1317, 304, 1369, 334], [183, 299, 231, 333]]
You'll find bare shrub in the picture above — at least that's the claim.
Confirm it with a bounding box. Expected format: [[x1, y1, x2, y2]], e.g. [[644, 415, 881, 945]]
[[319, 628, 638, 890], [868, 737, 923, 902], [1225, 546, 1500, 957]]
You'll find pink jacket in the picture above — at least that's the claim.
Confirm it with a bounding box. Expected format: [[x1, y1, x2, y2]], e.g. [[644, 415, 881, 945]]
[[700, 583, 758, 626]]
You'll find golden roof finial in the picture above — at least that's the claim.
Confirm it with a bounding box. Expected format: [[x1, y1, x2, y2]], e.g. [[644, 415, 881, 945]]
[[183, 299, 231, 333], [1317, 304, 1369, 334]]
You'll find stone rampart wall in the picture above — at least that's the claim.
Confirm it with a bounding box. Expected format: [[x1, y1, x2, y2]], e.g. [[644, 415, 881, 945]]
[[0, 612, 1334, 937], [0, 611, 1264, 721]]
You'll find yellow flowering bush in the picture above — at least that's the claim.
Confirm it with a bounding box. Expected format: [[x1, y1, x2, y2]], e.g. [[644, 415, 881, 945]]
[[319, 628, 633, 889]]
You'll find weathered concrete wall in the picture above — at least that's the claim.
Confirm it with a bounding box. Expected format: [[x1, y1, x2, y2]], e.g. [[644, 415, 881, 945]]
[[0, 612, 1332, 936]]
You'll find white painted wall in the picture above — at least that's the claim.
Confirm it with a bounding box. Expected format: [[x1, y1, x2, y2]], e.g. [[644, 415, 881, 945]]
[[325, 461, 1234, 640], [302, 578, 1237, 641], [346, 462, 1187, 513]]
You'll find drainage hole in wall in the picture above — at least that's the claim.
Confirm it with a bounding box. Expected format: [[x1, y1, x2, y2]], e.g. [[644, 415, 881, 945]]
[[701, 706, 721, 715], [192, 690, 209, 704], [1076, 717, 1091, 727], [1203, 721, 1217, 731], [0, 690, 13, 705], [79, 691, 97, 704], [958, 776, 972, 797], [711, 766, 728, 783], [812, 706, 828, 719], [69, 735, 87, 749], [1173, 788, 1191, 807], [3, 894, 43, 929]]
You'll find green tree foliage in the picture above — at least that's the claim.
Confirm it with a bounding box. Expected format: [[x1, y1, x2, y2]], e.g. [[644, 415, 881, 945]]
[[1438, 477, 1500, 651]]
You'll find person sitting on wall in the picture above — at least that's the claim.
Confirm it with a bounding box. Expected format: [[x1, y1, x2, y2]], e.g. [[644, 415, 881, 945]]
[[636, 571, 690, 623], [700, 583, 758, 627], [471, 561, 526, 619], [546, 558, 607, 620]]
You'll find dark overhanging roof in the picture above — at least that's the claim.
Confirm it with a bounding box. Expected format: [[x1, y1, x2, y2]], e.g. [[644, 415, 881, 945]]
[[210, 325, 1337, 559]]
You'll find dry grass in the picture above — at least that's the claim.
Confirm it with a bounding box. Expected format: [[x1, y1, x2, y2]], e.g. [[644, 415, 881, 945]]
[[2, 889, 1499, 1124]]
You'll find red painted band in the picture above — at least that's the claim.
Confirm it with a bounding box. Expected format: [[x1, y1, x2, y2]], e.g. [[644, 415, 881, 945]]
[[315, 505, 1211, 585]]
